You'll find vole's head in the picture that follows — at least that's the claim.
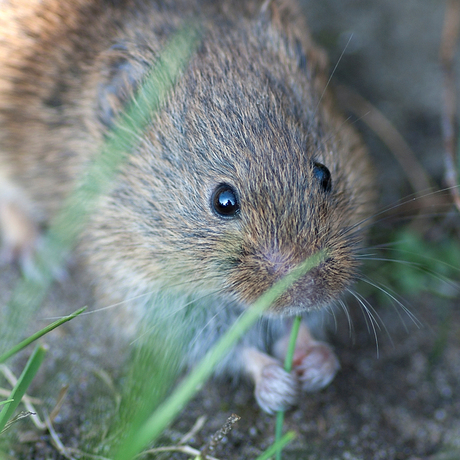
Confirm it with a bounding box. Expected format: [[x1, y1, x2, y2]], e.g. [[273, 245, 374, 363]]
[[207, 161, 363, 315], [86, 2, 375, 315]]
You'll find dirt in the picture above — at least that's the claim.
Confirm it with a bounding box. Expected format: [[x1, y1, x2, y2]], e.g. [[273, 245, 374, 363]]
[[1, 0, 459, 459]]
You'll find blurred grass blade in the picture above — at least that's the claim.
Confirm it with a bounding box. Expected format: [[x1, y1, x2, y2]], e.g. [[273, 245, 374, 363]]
[[254, 431, 296, 460], [0, 345, 47, 434], [275, 314, 302, 460], [0, 22, 202, 352], [114, 250, 326, 460], [0, 307, 86, 364]]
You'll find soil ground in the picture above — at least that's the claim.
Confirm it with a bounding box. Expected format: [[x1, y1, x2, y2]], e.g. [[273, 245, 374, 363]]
[[1, 0, 459, 459]]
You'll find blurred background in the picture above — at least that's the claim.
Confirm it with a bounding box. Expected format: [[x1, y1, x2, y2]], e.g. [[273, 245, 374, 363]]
[[1, 0, 459, 459]]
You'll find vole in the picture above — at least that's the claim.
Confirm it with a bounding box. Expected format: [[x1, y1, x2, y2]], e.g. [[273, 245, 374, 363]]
[[0, 0, 375, 413]]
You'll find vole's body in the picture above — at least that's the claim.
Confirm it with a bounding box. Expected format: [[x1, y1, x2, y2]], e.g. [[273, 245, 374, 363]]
[[0, 0, 375, 412]]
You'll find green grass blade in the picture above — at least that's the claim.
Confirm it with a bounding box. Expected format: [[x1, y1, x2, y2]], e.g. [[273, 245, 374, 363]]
[[282, 316, 302, 373], [254, 431, 296, 460], [0, 345, 47, 434], [275, 314, 302, 460], [0, 307, 86, 364], [114, 250, 326, 460]]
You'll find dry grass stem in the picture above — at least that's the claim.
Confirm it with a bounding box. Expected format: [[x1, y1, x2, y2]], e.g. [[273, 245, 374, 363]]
[[49, 384, 69, 424], [0, 388, 41, 405], [45, 414, 76, 460], [138, 445, 219, 460], [178, 415, 207, 445], [337, 85, 435, 206], [440, 0, 460, 212]]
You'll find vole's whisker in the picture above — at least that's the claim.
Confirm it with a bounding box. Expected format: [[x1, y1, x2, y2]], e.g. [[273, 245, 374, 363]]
[[357, 248, 460, 296], [313, 33, 354, 118], [130, 287, 229, 345], [324, 302, 339, 333], [347, 289, 382, 356], [357, 276, 422, 330], [312, 110, 372, 161], [363, 246, 460, 275], [61, 273, 224, 319], [342, 186, 458, 236], [337, 298, 354, 339], [188, 301, 237, 350], [356, 256, 422, 266]]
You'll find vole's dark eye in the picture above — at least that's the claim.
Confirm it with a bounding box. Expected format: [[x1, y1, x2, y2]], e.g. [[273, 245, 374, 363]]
[[211, 184, 240, 218], [313, 162, 332, 192]]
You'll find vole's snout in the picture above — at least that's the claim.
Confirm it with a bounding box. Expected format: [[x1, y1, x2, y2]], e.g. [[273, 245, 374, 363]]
[[227, 240, 355, 316], [261, 249, 292, 279], [261, 249, 328, 315], [269, 265, 328, 315]]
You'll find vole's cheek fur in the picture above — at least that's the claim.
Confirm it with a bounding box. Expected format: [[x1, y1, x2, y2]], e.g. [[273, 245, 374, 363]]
[[0, 0, 375, 413]]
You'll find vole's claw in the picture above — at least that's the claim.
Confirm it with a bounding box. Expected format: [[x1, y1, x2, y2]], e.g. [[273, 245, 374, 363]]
[[295, 341, 340, 393], [254, 362, 299, 414]]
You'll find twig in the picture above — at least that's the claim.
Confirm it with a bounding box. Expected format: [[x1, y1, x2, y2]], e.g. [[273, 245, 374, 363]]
[[200, 413, 241, 460], [45, 414, 77, 460], [178, 415, 207, 445], [138, 445, 220, 460], [49, 384, 68, 423], [336, 85, 435, 205], [0, 388, 42, 405], [440, 0, 460, 212], [134, 415, 208, 459]]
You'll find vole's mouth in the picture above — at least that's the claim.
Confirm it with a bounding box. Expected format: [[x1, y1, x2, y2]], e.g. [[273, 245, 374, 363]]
[[261, 267, 334, 316]]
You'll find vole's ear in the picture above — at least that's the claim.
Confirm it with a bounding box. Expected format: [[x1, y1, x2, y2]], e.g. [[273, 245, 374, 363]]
[[258, 0, 329, 76], [259, 0, 289, 30], [96, 42, 149, 129]]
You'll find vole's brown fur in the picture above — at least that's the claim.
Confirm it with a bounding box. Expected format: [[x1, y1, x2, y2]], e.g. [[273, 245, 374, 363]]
[[0, 0, 375, 412]]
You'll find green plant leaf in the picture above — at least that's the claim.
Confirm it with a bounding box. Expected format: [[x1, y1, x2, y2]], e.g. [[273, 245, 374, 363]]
[[0, 345, 47, 434], [0, 307, 86, 364], [275, 315, 302, 460], [254, 431, 296, 460]]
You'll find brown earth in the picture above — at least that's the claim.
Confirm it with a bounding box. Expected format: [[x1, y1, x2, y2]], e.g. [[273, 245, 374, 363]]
[[1, 0, 459, 459]]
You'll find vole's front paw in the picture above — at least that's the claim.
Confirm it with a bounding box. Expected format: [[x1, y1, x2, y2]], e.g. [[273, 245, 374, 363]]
[[273, 323, 340, 394], [254, 363, 299, 414], [242, 347, 299, 414], [294, 341, 340, 392], [0, 201, 39, 271], [0, 199, 68, 281]]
